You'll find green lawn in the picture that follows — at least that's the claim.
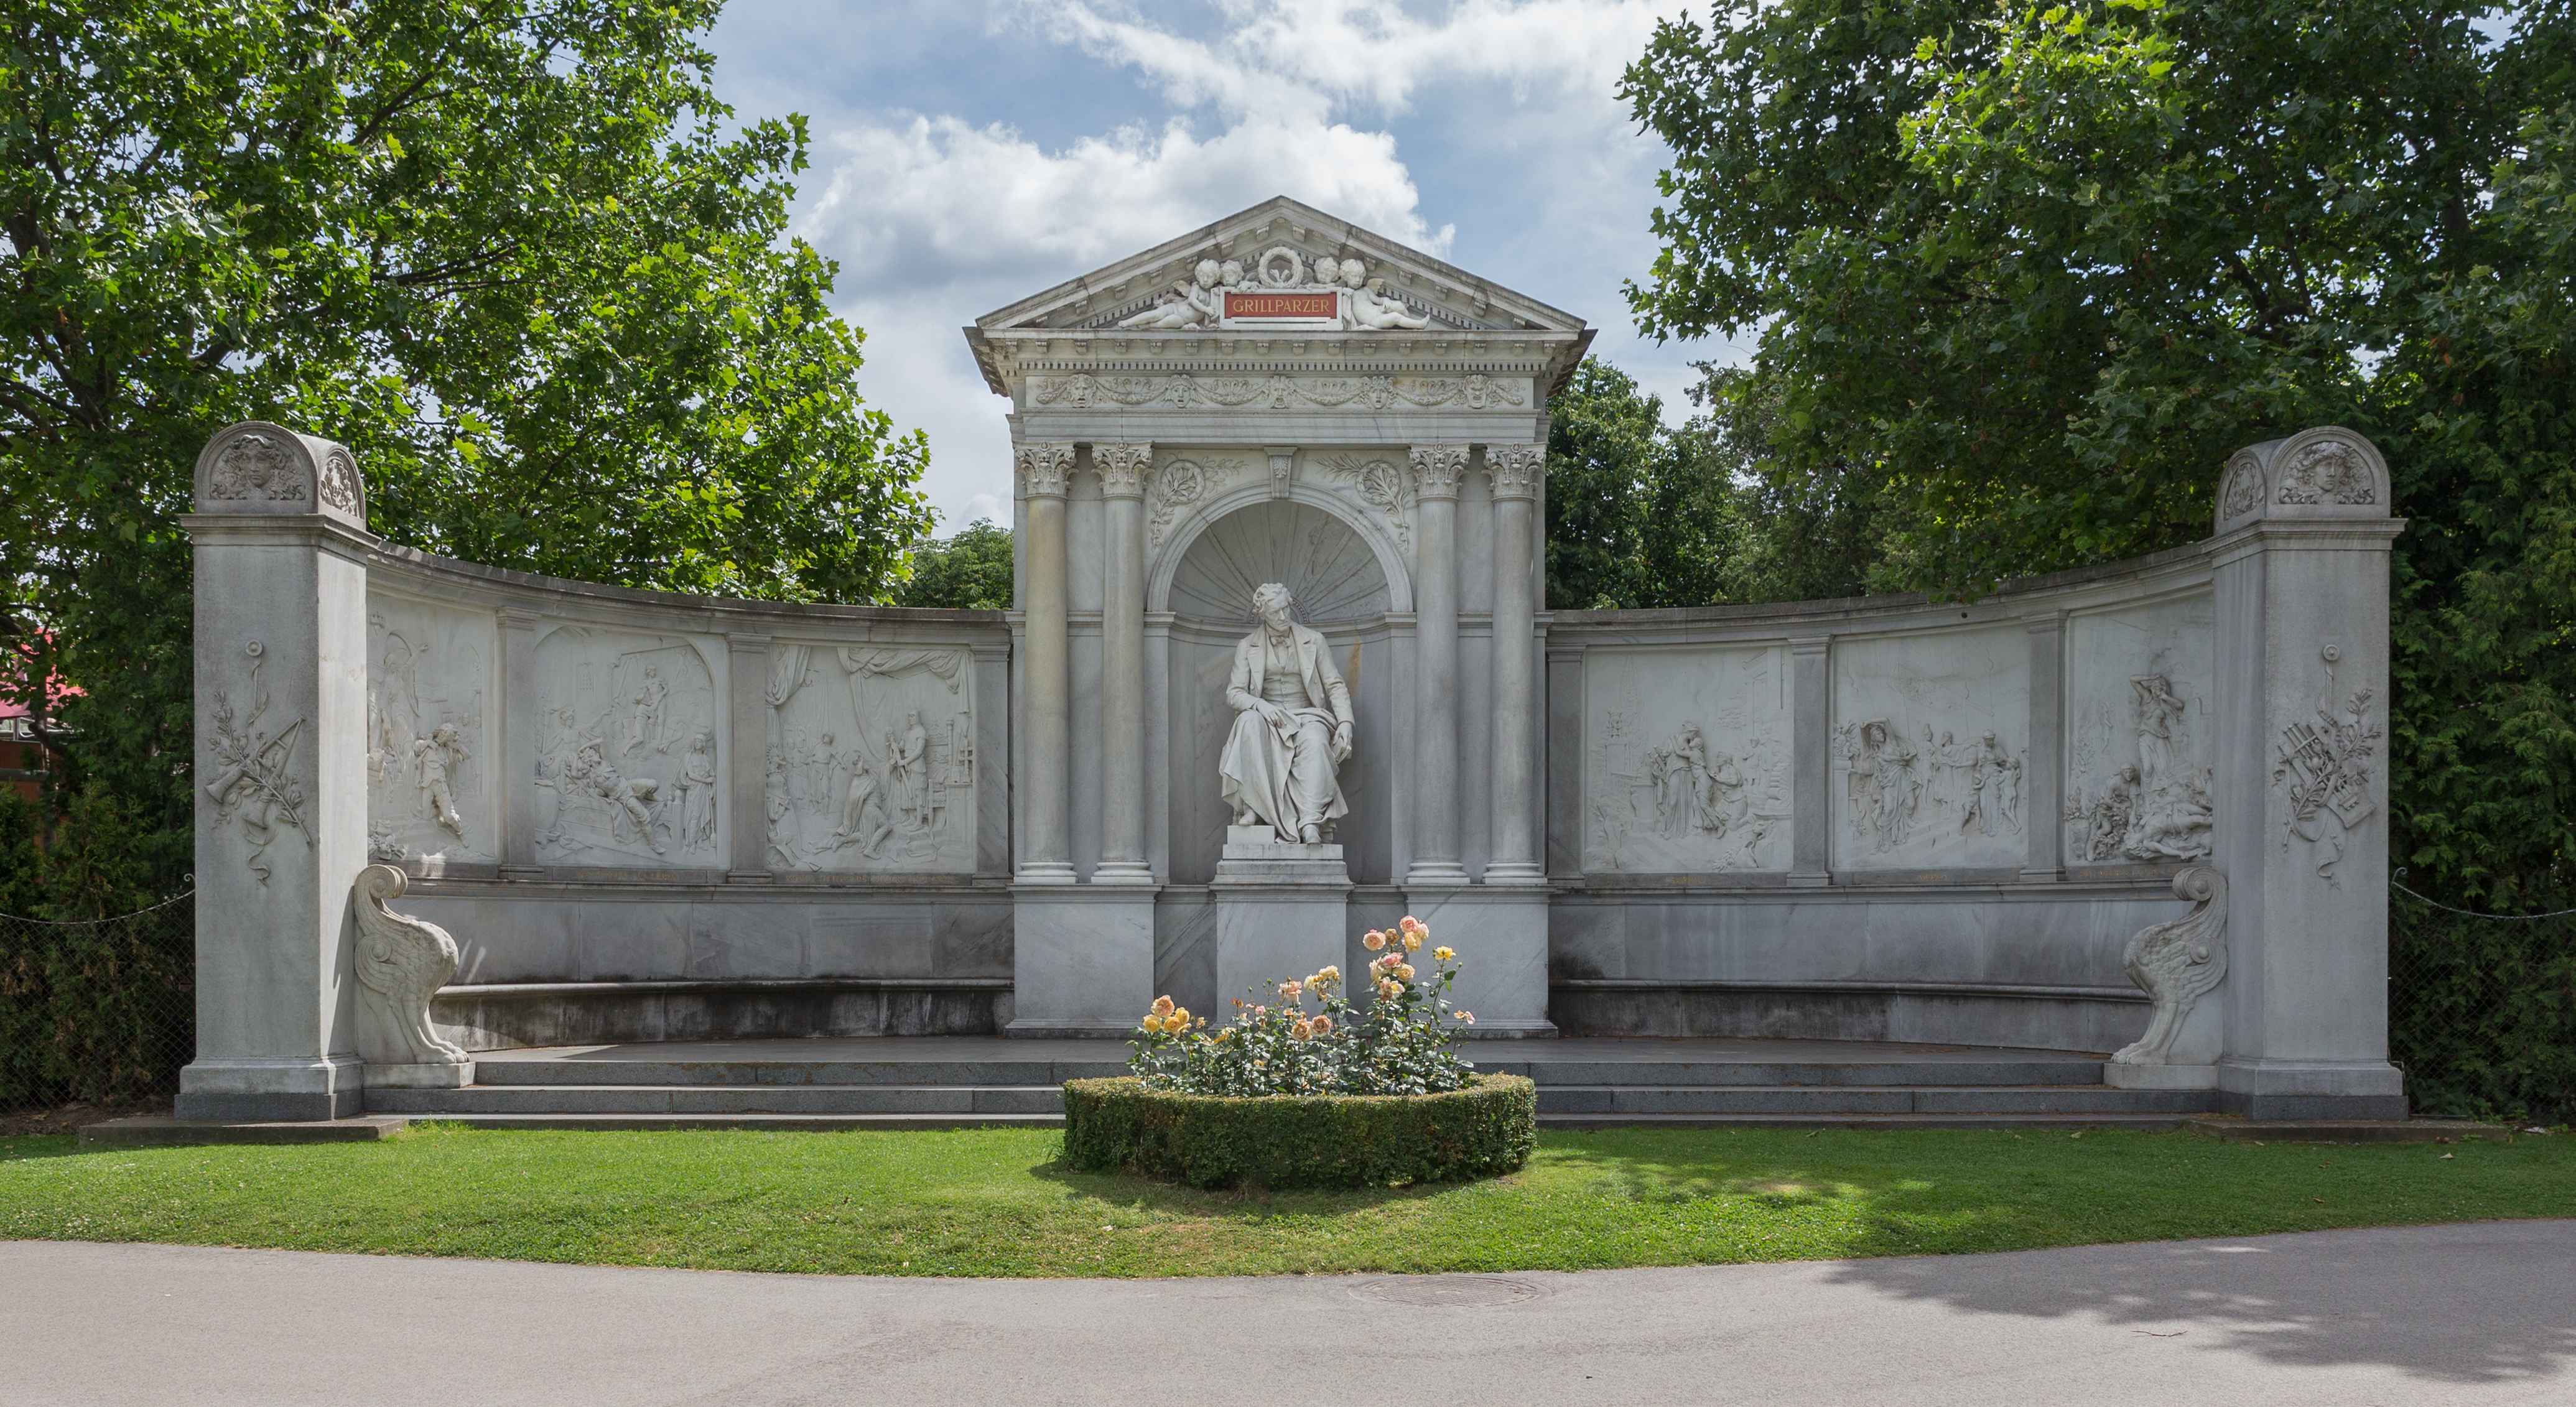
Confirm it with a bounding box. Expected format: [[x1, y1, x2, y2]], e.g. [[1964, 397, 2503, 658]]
[[2, 1125, 2567, 1278]]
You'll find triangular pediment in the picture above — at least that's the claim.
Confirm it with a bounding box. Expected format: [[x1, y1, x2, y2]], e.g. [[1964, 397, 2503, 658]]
[[972, 197, 1586, 337]]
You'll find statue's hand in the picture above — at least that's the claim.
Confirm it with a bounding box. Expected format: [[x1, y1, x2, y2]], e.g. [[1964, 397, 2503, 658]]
[[1261, 703, 1291, 730], [1331, 722, 1353, 763]]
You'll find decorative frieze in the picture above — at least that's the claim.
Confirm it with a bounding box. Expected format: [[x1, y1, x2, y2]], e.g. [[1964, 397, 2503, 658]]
[[1029, 371, 1527, 413]]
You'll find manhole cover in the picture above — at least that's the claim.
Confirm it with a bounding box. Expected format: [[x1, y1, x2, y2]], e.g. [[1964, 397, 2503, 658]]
[[1351, 1275, 1544, 1307]]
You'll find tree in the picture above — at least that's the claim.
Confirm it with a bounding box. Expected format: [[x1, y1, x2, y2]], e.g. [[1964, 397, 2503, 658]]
[[0, 1, 931, 900], [897, 519, 1014, 610], [1544, 356, 1879, 610], [1622, 0, 2576, 906]]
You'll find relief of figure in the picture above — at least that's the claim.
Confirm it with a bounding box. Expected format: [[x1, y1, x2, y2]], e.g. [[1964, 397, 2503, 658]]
[[833, 763, 893, 859], [2116, 673, 2213, 863], [1339, 259, 1430, 330], [2085, 764, 2142, 860], [764, 746, 799, 867], [885, 710, 930, 830], [568, 738, 663, 855], [1218, 583, 1355, 844], [1120, 259, 1222, 328], [1958, 730, 2022, 838], [1842, 721, 1920, 851], [675, 731, 718, 850], [621, 664, 669, 754], [411, 723, 470, 842], [2134, 674, 2187, 782], [1642, 723, 1755, 841]]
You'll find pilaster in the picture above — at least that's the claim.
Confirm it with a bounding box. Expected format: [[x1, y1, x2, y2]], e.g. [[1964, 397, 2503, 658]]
[[725, 631, 771, 881], [2020, 611, 2067, 883], [1405, 443, 1469, 887], [1787, 634, 1833, 886]]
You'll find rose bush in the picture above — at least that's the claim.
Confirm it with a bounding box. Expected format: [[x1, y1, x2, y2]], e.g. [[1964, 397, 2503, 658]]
[[1126, 915, 1479, 1097]]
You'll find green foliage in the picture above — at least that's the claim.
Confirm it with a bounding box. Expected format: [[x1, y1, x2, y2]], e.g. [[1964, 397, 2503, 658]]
[[0, 1, 932, 904], [2389, 891, 2576, 1123], [895, 519, 1014, 610], [1543, 358, 1881, 610], [1061, 1075, 1538, 1189], [1, 789, 193, 1110], [1620, 0, 2576, 907]]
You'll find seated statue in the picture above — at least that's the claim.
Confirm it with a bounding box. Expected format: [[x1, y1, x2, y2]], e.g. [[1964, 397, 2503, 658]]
[[1218, 583, 1355, 845]]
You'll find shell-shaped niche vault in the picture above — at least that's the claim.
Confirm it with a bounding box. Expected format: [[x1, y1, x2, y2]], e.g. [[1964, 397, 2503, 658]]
[[1165, 500, 1392, 625]]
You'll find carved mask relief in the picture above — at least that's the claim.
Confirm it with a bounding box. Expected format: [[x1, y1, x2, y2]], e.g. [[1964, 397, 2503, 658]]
[[532, 627, 722, 866]]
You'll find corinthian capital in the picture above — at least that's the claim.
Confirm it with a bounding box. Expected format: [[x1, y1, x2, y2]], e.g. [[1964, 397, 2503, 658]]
[[1016, 442, 1076, 498], [1092, 443, 1152, 498], [1484, 443, 1545, 499], [1408, 444, 1469, 499]]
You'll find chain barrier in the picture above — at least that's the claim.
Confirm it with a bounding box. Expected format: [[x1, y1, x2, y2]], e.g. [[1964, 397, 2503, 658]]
[[0, 891, 195, 1117], [2388, 878, 2576, 1125]]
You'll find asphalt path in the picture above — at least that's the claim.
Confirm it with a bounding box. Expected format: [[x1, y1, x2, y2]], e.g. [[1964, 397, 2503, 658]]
[[4, 1222, 2571, 1406]]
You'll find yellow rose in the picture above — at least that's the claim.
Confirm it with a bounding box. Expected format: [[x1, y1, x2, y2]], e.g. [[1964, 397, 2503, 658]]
[[1434, 946, 1454, 962], [1172, 1007, 1191, 1026], [1362, 930, 1387, 951], [1318, 965, 1339, 981], [1395, 964, 1415, 980], [1403, 932, 1423, 952], [1152, 995, 1174, 1017], [1141, 1013, 1165, 1034]]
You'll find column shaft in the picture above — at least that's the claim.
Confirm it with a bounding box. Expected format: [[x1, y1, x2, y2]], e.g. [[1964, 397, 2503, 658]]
[[1486, 444, 1544, 884], [1094, 443, 1153, 883], [1408, 445, 1468, 885], [1016, 443, 1076, 881]]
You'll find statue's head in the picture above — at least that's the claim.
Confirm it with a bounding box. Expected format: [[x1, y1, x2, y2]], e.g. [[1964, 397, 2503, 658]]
[[1341, 260, 1367, 288], [1313, 256, 1341, 286], [1252, 582, 1295, 629], [1194, 259, 1220, 286], [1219, 259, 1245, 286]]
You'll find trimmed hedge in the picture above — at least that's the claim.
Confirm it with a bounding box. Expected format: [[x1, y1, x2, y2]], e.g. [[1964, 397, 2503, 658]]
[[1060, 1074, 1537, 1189]]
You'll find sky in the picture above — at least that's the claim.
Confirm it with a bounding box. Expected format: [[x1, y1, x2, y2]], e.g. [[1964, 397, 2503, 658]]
[[703, 0, 1734, 532]]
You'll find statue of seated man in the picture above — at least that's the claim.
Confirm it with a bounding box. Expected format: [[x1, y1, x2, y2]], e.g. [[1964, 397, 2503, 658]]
[[1218, 582, 1355, 844]]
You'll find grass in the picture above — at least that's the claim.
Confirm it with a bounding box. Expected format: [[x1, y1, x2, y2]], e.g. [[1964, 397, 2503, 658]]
[[2, 1124, 2569, 1278]]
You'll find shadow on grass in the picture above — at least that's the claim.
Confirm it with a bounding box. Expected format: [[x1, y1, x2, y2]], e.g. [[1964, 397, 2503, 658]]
[[0, 1135, 83, 1161], [1023, 1153, 1486, 1220]]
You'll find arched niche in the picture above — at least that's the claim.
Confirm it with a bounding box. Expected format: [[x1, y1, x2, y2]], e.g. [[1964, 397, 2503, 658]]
[[1155, 493, 1402, 624]]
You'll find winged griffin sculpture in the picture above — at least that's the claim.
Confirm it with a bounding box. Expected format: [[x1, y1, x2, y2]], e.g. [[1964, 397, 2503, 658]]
[[352, 863, 472, 1072], [2109, 866, 2228, 1066]]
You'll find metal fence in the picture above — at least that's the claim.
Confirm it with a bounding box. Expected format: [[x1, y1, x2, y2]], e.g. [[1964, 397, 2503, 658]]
[[2388, 880, 2576, 1126], [0, 891, 194, 1117]]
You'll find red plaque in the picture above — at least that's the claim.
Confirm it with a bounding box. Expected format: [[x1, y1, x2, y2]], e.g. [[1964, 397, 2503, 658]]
[[1225, 291, 1340, 320]]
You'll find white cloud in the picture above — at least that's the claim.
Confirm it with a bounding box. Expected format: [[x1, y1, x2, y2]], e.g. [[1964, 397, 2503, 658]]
[[774, 0, 1697, 530]]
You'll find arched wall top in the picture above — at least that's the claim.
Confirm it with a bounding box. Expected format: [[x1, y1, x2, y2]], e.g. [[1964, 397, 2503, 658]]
[[1148, 480, 1414, 617]]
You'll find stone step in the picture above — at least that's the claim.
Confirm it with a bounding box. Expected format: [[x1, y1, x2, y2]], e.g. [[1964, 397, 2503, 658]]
[[1535, 1084, 2216, 1115], [373, 1080, 2204, 1119], [465, 1056, 2111, 1090], [368, 1084, 1063, 1117], [383, 1110, 2202, 1133]]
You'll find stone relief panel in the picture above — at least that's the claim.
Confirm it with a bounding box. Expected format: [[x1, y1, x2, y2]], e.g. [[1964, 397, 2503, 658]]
[[1831, 626, 2030, 870], [1583, 645, 1792, 873], [1166, 500, 1392, 625], [202, 638, 312, 886], [532, 627, 722, 867], [1316, 452, 1415, 552], [1089, 248, 1454, 332], [2273, 644, 2381, 886], [765, 645, 976, 873], [365, 595, 497, 866], [1147, 452, 1252, 552], [2065, 596, 2216, 866]]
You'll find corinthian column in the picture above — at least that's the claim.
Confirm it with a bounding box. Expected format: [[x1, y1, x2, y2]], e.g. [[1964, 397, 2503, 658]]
[[1016, 442, 1076, 883], [1092, 442, 1155, 884], [1407, 444, 1469, 886], [1484, 443, 1545, 885]]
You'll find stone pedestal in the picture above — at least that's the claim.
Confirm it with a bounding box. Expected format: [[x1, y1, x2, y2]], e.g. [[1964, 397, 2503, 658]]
[[1212, 827, 1351, 1011], [1401, 885, 1555, 1038], [179, 423, 373, 1121], [1007, 887, 1155, 1036], [2209, 427, 2408, 1120]]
